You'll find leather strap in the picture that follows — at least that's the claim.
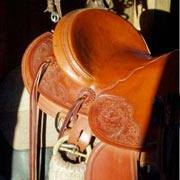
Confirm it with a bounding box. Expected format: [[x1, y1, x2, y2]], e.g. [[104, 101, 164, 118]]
[[30, 60, 50, 180], [58, 94, 92, 152], [58, 96, 87, 139]]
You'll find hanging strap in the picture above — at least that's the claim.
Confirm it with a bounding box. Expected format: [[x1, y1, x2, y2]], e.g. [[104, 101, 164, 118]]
[[29, 60, 50, 180], [58, 95, 87, 139], [57, 94, 92, 153]]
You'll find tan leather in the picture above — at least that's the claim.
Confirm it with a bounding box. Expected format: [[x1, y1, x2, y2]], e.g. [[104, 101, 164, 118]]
[[22, 32, 88, 117], [52, 8, 178, 149], [22, 9, 178, 149], [53, 9, 150, 87], [21, 8, 178, 180], [85, 142, 138, 180]]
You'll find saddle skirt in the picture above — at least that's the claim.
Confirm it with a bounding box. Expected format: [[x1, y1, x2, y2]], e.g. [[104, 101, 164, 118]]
[[21, 8, 178, 180]]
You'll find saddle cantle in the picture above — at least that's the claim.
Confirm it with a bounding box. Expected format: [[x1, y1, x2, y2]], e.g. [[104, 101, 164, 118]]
[[21, 8, 178, 180]]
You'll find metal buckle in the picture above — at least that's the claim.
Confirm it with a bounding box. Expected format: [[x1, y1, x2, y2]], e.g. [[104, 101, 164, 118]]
[[53, 135, 92, 163]]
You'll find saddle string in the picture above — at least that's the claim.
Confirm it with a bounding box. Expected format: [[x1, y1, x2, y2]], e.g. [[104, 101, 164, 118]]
[[30, 60, 50, 180], [58, 95, 87, 139]]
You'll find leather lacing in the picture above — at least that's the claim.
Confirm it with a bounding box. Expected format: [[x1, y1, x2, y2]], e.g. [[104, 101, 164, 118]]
[[30, 60, 50, 180], [58, 95, 87, 139]]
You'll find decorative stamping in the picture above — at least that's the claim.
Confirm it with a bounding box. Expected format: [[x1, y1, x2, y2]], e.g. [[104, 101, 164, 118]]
[[40, 59, 68, 103], [30, 36, 69, 104], [89, 94, 143, 147], [78, 88, 96, 105]]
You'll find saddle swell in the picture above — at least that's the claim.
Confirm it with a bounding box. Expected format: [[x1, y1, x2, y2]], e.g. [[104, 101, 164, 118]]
[[53, 8, 151, 88]]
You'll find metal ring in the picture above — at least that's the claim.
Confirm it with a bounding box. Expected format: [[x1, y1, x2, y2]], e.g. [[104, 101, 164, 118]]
[[55, 112, 62, 132], [51, 12, 60, 23]]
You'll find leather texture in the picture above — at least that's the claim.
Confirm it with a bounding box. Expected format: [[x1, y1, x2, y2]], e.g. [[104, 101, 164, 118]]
[[85, 142, 138, 180], [21, 8, 178, 180]]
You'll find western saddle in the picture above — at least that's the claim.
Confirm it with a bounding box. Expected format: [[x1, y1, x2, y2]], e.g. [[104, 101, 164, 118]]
[[21, 8, 178, 180]]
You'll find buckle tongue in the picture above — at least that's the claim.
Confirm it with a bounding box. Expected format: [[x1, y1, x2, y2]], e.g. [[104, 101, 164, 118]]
[[53, 135, 91, 163]]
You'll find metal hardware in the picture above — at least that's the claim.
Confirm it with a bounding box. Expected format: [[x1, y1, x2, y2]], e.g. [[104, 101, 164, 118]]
[[51, 12, 60, 23], [55, 112, 62, 132], [53, 135, 92, 163]]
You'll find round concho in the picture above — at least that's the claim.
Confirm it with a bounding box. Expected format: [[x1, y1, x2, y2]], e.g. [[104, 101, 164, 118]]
[[88, 94, 143, 149]]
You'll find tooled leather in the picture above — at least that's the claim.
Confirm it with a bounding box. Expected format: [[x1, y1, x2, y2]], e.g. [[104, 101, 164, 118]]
[[31, 34, 74, 107], [23, 30, 158, 152], [22, 32, 92, 116], [89, 95, 143, 149], [21, 8, 179, 180], [22, 32, 95, 180]]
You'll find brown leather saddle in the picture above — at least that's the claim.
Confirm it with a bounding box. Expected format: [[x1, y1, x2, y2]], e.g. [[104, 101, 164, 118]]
[[21, 8, 178, 180]]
